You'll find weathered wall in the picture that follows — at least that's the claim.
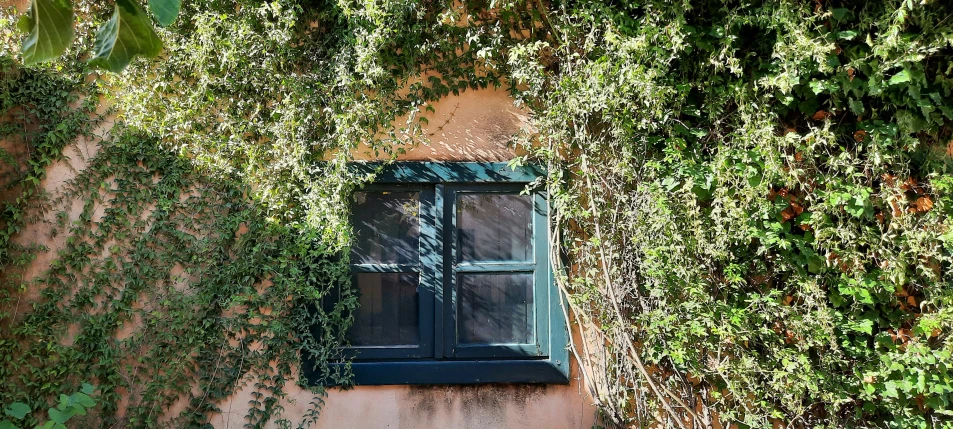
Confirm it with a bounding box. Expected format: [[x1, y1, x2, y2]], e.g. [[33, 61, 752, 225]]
[[351, 87, 533, 162], [215, 380, 596, 429], [6, 86, 597, 428], [215, 88, 597, 429]]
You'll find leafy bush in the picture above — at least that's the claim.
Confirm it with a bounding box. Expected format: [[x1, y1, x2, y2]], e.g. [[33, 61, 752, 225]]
[[510, 0, 953, 427], [1, 383, 96, 429], [2, 0, 953, 428]]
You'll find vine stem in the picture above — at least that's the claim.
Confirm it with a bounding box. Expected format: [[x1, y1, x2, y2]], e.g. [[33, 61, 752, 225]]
[[581, 156, 709, 429], [548, 192, 599, 408]]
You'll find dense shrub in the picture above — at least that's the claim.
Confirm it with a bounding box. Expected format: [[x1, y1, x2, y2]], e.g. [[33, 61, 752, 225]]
[[1, 0, 952, 427], [512, 1, 953, 427]]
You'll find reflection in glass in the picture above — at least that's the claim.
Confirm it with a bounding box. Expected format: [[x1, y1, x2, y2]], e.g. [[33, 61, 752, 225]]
[[352, 191, 420, 264], [347, 273, 420, 346], [458, 273, 533, 344], [457, 193, 532, 262]]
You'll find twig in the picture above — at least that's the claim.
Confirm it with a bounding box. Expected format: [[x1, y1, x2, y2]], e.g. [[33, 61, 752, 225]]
[[581, 156, 708, 429]]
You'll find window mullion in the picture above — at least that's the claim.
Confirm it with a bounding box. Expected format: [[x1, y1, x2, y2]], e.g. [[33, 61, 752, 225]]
[[453, 263, 536, 273], [417, 186, 436, 359], [441, 183, 457, 358], [432, 183, 445, 359]]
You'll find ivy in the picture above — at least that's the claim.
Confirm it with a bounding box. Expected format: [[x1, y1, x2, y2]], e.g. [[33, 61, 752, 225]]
[[2, 0, 953, 428], [512, 0, 953, 427]]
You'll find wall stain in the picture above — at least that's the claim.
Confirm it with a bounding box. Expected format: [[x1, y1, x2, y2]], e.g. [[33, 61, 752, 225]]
[[399, 384, 551, 429]]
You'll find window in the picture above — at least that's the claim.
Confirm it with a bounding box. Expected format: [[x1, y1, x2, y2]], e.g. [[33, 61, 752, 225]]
[[310, 162, 569, 385]]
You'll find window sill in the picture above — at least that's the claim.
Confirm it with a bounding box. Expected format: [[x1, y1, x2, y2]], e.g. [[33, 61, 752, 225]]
[[311, 359, 570, 386]]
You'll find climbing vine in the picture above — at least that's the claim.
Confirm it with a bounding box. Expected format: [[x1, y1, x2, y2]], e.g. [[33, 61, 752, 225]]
[[2, 0, 953, 428], [511, 1, 953, 427]]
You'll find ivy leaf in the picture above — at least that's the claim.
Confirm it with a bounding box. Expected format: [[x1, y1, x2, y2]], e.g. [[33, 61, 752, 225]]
[[88, 0, 163, 73], [148, 0, 180, 27], [47, 407, 73, 424], [888, 69, 911, 86], [3, 403, 30, 420], [71, 393, 95, 408], [18, 0, 75, 65], [837, 30, 858, 40], [849, 98, 865, 116], [57, 395, 71, 410], [845, 194, 868, 217], [0, 420, 19, 429], [68, 404, 87, 416], [850, 318, 874, 334], [80, 383, 94, 395]]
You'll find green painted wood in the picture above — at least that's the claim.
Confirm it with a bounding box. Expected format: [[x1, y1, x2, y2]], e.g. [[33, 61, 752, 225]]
[[351, 264, 420, 273], [351, 162, 545, 183], [311, 162, 570, 385], [453, 263, 535, 272], [433, 183, 446, 359], [443, 183, 545, 360], [533, 191, 552, 361], [344, 184, 435, 360], [316, 359, 570, 385]]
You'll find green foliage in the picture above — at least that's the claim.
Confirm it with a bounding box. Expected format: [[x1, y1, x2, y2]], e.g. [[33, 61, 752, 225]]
[[17, 0, 74, 65], [3, 0, 953, 428], [147, 0, 179, 27], [88, 0, 163, 72], [509, 0, 953, 427], [14, 0, 179, 71], [0, 383, 96, 429], [0, 45, 354, 426], [0, 54, 97, 270]]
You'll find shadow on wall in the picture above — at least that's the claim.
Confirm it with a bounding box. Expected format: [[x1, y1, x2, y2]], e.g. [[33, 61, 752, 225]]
[[351, 87, 533, 162], [214, 381, 597, 429]]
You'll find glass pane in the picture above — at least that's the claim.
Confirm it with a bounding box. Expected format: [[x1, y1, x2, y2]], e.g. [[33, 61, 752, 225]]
[[352, 191, 420, 264], [458, 273, 534, 344], [457, 193, 532, 262], [347, 273, 420, 346]]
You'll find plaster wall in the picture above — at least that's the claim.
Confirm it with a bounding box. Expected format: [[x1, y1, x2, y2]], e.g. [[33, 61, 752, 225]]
[[214, 88, 597, 429], [350, 87, 532, 162], [216, 381, 596, 429], [2, 85, 597, 428]]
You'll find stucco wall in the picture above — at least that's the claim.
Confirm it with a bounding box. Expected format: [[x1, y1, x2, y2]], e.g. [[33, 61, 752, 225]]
[[4, 86, 597, 428], [351, 87, 532, 162], [219, 90, 596, 429], [215, 380, 596, 429], [214, 88, 597, 429]]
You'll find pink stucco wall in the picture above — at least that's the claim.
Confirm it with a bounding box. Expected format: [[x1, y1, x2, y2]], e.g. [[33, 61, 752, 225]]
[[213, 380, 596, 429], [3, 85, 597, 428], [213, 88, 598, 429]]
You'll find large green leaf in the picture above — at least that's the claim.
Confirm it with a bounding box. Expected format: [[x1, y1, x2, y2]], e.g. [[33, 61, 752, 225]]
[[46, 407, 73, 425], [88, 0, 163, 73], [2, 403, 30, 420], [71, 392, 95, 408], [148, 0, 180, 27], [18, 0, 75, 65], [889, 69, 911, 85]]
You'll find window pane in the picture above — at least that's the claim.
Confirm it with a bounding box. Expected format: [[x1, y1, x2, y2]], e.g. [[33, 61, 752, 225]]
[[352, 191, 420, 264], [347, 273, 420, 346], [457, 193, 532, 262], [458, 273, 534, 344]]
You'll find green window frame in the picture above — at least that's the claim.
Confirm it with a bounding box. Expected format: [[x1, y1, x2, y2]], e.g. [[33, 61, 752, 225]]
[[309, 162, 569, 385]]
